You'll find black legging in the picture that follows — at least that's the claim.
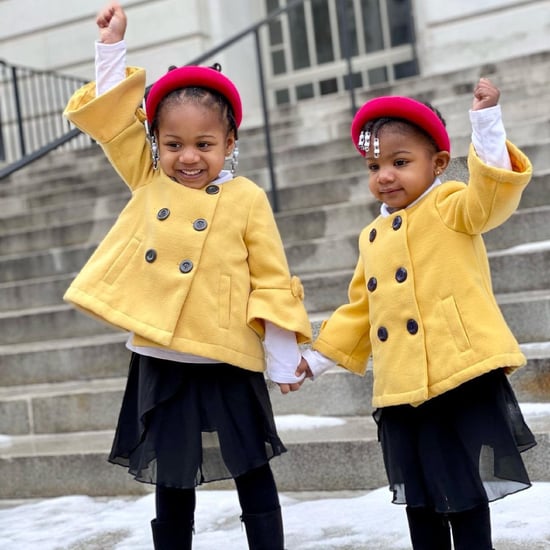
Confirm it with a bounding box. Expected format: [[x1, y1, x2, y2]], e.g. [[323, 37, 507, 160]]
[[156, 463, 280, 522]]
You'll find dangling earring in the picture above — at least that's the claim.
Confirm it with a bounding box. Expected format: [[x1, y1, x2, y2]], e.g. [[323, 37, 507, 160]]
[[150, 134, 159, 170], [230, 141, 239, 175], [143, 99, 159, 171]]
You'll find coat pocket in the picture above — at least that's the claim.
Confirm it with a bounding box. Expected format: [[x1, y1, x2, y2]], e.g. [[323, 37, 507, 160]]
[[102, 237, 141, 285], [440, 295, 471, 353], [218, 274, 231, 329]]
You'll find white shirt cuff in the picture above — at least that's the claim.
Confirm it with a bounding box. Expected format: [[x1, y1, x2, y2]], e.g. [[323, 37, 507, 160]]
[[469, 104, 511, 170], [264, 321, 305, 384], [302, 348, 336, 380], [95, 40, 127, 96]]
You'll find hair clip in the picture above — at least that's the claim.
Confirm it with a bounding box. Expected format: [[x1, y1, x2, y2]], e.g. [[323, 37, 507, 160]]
[[373, 137, 380, 158], [358, 130, 371, 153]]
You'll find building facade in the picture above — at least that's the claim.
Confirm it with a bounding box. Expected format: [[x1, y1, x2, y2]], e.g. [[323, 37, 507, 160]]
[[0, 0, 548, 127]]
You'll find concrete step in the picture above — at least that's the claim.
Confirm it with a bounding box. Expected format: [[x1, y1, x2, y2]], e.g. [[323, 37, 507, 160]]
[[0, 333, 129, 387], [0, 236, 550, 312], [0, 244, 94, 285], [1, 346, 548, 436], [0, 304, 117, 345], [0, 190, 129, 233], [0, 408, 548, 498], [1, 281, 547, 345]]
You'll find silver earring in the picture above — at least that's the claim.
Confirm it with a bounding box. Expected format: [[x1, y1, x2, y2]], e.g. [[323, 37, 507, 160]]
[[230, 141, 239, 175], [150, 134, 159, 170]]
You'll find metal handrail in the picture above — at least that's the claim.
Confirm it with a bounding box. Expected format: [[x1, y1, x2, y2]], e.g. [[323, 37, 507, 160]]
[[0, 0, 361, 213]]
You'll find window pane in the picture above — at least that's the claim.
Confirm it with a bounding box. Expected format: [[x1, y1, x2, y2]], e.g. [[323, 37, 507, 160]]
[[320, 77, 338, 95], [387, 0, 414, 46], [368, 66, 388, 85], [361, 0, 384, 52], [394, 59, 419, 79], [288, 4, 311, 69], [271, 50, 287, 75], [337, 0, 358, 57], [275, 88, 290, 105], [312, 0, 334, 64], [296, 83, 315, 100], [343, 72, 363, 90], [269, 20, 283, 45]]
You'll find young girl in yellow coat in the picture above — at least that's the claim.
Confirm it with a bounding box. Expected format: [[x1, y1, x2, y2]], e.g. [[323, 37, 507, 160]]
[[298, 79, 536, 549], [64, 3, 310, 549]]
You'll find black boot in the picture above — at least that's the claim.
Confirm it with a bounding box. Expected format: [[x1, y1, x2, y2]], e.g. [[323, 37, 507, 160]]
[[448, 503, 493, 550], [150, 518, 194, 550], [406, 506, 452, 550], [240, 506, 284, 550]]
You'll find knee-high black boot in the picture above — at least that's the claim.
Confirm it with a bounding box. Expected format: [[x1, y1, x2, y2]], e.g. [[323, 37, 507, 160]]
[[240, 505, 284, 550], [150, 518, 194, 549], [448, 503, 493, 550], [406, 506, 452, 550]]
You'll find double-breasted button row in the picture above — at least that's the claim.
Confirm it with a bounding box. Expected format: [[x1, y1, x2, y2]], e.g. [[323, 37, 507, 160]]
[[377, 319, 419, 341], [369, 215, 402, 244], [144, 249, 194, 274]]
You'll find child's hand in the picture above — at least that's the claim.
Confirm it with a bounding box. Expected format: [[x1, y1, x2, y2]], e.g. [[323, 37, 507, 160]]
[[97, 2, 127, 44], [276, 380, 303, 395], [472, 77, 500, 111], [276, 357, 312, 395], [295, 356, 313, 380]]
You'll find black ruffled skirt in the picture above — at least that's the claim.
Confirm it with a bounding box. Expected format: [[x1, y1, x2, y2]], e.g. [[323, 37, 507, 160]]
[[109, 353, 286, 488], [374, 368, 536, 513]]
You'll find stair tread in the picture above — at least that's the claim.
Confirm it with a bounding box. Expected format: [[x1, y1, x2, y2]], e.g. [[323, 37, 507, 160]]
[[2, 408, 549, 460]]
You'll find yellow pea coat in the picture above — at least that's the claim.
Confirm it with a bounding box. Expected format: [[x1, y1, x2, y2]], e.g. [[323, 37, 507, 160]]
[[313, 143, 532, 407], [63, 68, 311, 372]]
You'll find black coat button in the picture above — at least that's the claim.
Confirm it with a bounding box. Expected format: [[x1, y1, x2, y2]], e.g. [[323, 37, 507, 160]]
[[407, 319, 419, 334], [367, 277, 377, 292], [206, 185, 220, 195], [157, 208, 170, 220], [193, 218, 208, 231], [179, 259, 194, 273], [395, 267, 408, 283], [369, 228, 377, 242], [145, 249, 157, 263], [392, 216, 402, 230], [377, 327, 388, 342]]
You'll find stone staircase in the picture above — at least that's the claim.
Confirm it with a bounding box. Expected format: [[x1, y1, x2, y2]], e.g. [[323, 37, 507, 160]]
[[1, 51, 549, 499]]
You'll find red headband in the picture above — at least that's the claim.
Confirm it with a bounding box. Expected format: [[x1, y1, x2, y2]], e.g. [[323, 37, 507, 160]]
[[145, 65, 242, 129], [350, 96, 450, 156]]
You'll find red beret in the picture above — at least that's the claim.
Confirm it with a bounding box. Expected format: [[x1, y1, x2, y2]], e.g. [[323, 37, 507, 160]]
[[145, 65, 242, 128], [351, 96, 450, 156]]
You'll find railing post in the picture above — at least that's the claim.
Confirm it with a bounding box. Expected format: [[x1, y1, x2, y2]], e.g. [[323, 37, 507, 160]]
[[254, 28, 279, 212], [0, 105, 5, 162], [11, 66, 26, 157], [336, 0, 357, 115]]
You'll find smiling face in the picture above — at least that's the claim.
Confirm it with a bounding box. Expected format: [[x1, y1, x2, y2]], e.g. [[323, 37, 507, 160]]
[[365, 122, 449, 211], [155, 99, 235, 189]]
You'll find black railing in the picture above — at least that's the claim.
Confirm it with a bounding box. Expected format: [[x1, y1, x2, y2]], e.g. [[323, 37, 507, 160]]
[[0, 0, 360, 211], [0, 60, 90, 170]]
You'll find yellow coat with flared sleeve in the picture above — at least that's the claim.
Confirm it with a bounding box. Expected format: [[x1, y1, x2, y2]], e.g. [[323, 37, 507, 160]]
[[313, 143, 532, 407], [63, 67, 311, 372]]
